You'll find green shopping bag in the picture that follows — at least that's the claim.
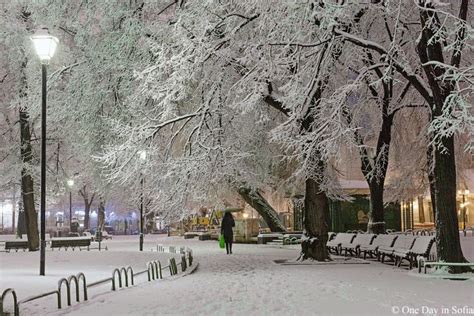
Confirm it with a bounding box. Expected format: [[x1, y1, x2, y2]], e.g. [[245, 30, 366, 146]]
[[219, 234, 225, 249]]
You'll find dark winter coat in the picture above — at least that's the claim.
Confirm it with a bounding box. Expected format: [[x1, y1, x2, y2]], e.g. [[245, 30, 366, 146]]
[[221, 213, 235, 243]]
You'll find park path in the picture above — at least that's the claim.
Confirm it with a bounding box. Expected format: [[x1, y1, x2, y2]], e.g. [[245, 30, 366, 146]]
[[50, 236, 474, 316]]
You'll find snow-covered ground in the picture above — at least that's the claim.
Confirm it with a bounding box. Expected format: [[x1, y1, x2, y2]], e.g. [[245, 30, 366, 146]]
[[1, 235, 473, 316]]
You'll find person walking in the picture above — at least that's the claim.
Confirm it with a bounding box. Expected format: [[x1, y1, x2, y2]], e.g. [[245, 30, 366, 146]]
[[221, 212, 235, 254]]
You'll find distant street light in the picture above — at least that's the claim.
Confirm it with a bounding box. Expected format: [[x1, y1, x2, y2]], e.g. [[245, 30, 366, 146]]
[[31, 27, 59, 276], [67, 179, 74, 232], [138, 150, 147, 251]]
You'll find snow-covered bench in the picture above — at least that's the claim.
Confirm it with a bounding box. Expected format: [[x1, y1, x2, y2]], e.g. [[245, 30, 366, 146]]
[[359, 234, 397, 259], [378, 235, 416, 263], [83, 231, 94, 240], [4, 240, 29, 252], [51, 237, 91, 251], [326, 233, 356, 255], [393, 236, 435, 269], [257, 233, 284, 244], [282, 233, 303, 245], [340, 233, 376, 256]]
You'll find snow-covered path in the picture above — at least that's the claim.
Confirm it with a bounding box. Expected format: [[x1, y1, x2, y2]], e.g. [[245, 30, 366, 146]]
[[48, 236, 473, 316]]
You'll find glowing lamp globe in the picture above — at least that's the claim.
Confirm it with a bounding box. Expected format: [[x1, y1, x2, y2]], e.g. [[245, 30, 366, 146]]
[[31, 27, 59, 62]]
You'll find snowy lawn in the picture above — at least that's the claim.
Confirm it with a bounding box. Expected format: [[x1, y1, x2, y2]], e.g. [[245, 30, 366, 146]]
[[1, 235, 473, 315], [0, 235, 180, 314]]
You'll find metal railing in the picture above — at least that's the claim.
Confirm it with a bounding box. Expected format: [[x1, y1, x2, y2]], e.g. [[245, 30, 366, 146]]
[[1, 244, 194, 315]]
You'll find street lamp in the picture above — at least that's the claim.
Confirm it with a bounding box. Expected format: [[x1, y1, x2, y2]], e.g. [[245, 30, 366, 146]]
[[31, 27, 59, 276], [138, 150, 147, 251], [67, 179, 74, 232]]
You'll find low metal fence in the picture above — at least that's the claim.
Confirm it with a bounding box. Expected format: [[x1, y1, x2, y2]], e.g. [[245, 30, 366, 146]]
[[0, 245, 194, 316]]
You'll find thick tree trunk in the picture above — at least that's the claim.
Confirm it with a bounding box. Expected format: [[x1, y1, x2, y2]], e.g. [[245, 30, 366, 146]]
[[291, 195, 304, 231], [98, 199, 105, 231], [12, 185, 17, 234], [19, 107, 39, 250], [79, 186, 95, 230], [427, 145, 436, 223], [366, 98, 393, 234], [84, 201, 91, 230], [417, 2, 470, 273], [299, 177, 330, 261], [237, 185, 286, 232], [17, 201, 26, 237], [367, 180, 385, 234], [18, 45, 39, 250], [432, 137, 469, 272]]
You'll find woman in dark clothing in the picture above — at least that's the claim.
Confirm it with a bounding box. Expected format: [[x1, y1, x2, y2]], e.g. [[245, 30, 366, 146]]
[[221, 212, 235, 254]]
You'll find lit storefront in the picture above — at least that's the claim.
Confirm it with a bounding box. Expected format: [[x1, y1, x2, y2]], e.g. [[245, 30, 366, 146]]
[[400, 190, 473, 232]]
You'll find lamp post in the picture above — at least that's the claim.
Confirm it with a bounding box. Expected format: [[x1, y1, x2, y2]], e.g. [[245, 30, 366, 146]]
[[31, 27, 59, 276], [67, 179, 74, 231], [138, 150, 147, 251]]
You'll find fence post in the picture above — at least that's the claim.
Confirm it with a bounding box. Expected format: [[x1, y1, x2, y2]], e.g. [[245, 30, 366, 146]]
[[1, 288, 19, 316]]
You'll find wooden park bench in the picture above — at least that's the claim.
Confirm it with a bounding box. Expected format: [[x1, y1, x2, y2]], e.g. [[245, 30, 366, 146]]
[[340, 233, 376, 256], [393, 236, 435, 269], [359, 234, 397, 259], [326, 233, 356, 255], [82, 231, 94, 241], [4, 240, 29, 252], [50, 237, 91, 251], [378, 235, 416, 263]]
